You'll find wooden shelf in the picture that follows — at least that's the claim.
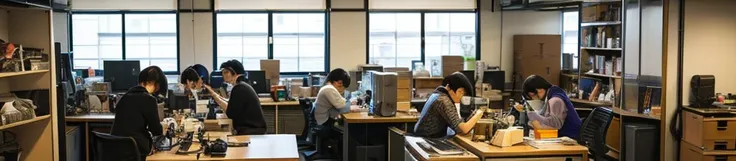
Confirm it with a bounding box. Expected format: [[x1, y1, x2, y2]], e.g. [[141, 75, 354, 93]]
[[0, 115, 50, 131], [570, 98, 613, 107], [607, 107, 660, 120], [581, 47, 622, 51], [584, 72, 622, 79], [0, 70, 48, 79], [581, 21, 622, 27]]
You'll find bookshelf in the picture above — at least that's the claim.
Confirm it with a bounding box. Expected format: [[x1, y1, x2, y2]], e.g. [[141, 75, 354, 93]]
[[577, 0, 623, 108], [0, 3, 58, 161]]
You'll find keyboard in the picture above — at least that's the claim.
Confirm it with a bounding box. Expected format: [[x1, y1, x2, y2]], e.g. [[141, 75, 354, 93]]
[[424, 138, 464, 155]]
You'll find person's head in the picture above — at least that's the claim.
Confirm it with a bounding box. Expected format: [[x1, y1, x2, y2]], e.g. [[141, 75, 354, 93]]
[[219, 60, 245, 84], [138, 66, 168, 96], [325, 68, 351, 92], [180, 67, 203, 91], [442, 72, 473, 103], [522, 75, 553, 100]]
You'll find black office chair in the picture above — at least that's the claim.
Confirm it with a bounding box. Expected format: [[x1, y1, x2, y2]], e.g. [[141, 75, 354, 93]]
[[302, 106, 340, 161], [578, 107, 614, 161], [92, 131, 141, 161], [298, 98, 316, 150]]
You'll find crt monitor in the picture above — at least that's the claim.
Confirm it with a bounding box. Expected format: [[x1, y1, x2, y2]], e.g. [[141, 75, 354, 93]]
[[103, 60, 141, 92], [245, 70, 268, 94]]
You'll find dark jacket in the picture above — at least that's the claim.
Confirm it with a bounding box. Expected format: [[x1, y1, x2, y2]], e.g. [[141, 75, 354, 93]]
[[227, 76, 268, 135], [111, 86, 163, 157], [547, 86, 582, 139], [414, 87, 464, 138]]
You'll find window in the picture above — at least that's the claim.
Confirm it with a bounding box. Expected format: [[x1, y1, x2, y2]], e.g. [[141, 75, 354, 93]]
[[368, 12, 476, 68], [216, 13, 269, 71], [71, 13, 178, 72], [368, 13, 421, 68], [71, 14, 123, 69], [125, 14, 178, 72], [215, 12, 326, 72], [424, 13, 476, 67], [272, 13, 325, 72], [562, 11, 579, 69]]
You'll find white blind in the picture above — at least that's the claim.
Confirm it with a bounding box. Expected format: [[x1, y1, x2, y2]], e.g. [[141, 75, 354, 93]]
[[369, 0, 475, 10], [71, 0, 176, 10], [216, 0, 325, 10]]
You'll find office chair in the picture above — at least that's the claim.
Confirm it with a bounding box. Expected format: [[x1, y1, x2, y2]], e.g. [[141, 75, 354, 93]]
[[578, 107, 614, 161], [298, 98, 316, 150], [302, 107, 340, 161], [92, 131, 142, 161]]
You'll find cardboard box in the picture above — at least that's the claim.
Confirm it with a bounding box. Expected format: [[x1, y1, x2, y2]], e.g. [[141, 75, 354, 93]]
[[582, 5, 610, 22], [260, 60, 280, 85], [683, 111, 736, 150], [513, 35, 561, 85], [441, 56, 464, 77]]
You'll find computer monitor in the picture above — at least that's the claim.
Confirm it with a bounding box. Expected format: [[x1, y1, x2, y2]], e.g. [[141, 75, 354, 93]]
[[209, 70, 224, 89], [482, 70, 506, 91], [103, 60, 141, 92], [245, 70, 268, 94]]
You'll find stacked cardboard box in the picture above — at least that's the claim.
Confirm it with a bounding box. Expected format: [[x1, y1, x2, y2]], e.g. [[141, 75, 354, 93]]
[[260, 60, 280, 85], [441, 55, 464, 77], [395, 71, 412, 102]]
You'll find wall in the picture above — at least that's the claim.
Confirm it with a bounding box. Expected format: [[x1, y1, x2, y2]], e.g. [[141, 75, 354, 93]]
[[55, 0, 562, 80], [681, 0, 736, 104], [664, 0, 679, 160], [53, 12, 69, 53], [0, 10, 7, 41]]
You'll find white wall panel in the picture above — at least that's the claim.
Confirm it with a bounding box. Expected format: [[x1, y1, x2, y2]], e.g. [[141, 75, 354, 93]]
[[72, 0, 176, 10], [329, 12, 366, 71], [179, 13, 214, 72], [216, 0, 325, 10]]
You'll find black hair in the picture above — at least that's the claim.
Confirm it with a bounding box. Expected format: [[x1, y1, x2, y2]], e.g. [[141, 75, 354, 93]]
[[326, 68, 351, 88], [138, 66, 168, 96], [522, 75, 553, 99], [220, 59, 245, 75], [442, 72, 473, 96], [180, 67, 201, 84]]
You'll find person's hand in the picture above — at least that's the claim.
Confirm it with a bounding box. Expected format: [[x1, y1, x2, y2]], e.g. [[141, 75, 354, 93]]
[[204, 84, 214, 92], [513, 103, 524, 112], [350, 105, 362, 112], [349, 98, 358, 105]]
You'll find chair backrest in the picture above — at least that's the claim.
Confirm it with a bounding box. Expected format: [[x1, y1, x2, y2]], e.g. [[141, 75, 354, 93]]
[[578, 107, 614, 161], [299, 98, 316, 137], [92, 131, 141, 161]]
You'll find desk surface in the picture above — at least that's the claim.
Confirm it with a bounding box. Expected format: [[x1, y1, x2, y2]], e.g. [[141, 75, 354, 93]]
[[66, 113, 115, 122], [261, 101, 300, 106], [342, 111, 419, 124], [147, 134, 300, 161], [453, 135, 588, 159], [405, 136, 479, 161]]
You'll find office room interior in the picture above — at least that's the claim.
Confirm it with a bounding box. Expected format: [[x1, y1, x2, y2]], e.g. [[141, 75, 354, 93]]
[[0, 0, 733, 160]]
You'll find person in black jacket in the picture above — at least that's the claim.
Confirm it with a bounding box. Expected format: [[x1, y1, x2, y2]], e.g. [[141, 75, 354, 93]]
[[110, 66, 167, 160], [204, 60, 267, 135]]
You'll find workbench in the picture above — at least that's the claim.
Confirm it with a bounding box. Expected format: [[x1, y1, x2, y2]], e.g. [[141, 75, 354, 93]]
[[147, 134, 300, 161], [341, 111, 420, 161]]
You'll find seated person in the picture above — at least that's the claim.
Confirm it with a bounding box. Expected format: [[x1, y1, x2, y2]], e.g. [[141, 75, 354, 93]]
[[414, 72, 484, 138], [514, 75, 581, 139], [205, 60, 267, 135], [314, 68, 361, 127], [110, 66, 167, 160], [179, 66, 204, 98]]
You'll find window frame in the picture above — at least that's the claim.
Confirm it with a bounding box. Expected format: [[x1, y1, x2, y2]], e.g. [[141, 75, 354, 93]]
[[69, 10, 180, 75], [213, 10, 329, 75], [366, 10, 480, 68]]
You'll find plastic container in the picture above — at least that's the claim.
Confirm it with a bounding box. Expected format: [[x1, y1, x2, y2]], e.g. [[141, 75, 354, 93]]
[[534, 129, 558, 140]]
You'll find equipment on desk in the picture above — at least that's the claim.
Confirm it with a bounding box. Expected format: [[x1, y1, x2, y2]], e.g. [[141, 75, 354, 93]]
[[483, 70, 506, 91], [154, 122, 178, 151], [472, 119, 495, 142], [103, 60, 141, 93], [490, 127, 524, 147], [690, 75, 716, 108], [365, 71, 398, 117], [418, 138, 464, 155], [244, 70, 269, 94]]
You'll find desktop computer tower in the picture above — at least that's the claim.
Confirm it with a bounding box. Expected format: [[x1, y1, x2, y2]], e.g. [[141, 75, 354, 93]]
[[368, 72, 397, 117], [625, 124, 658, 161]]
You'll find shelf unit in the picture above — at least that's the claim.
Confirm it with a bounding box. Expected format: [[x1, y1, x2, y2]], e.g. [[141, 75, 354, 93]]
[[577, 0, 623, 109], [0, 3, 58, 161]]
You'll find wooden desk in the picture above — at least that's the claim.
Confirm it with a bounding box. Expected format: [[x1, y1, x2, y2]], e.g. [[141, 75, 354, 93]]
[[342, 111, 419, 123], [147, 134, 300, 161], [454, 136, 589, 161], [259, 101, 303, 134], [261, 101, 300, 106], [341, 111, 420, 161], [404, 136, 480, 161], [66, 113, 115, 123]]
